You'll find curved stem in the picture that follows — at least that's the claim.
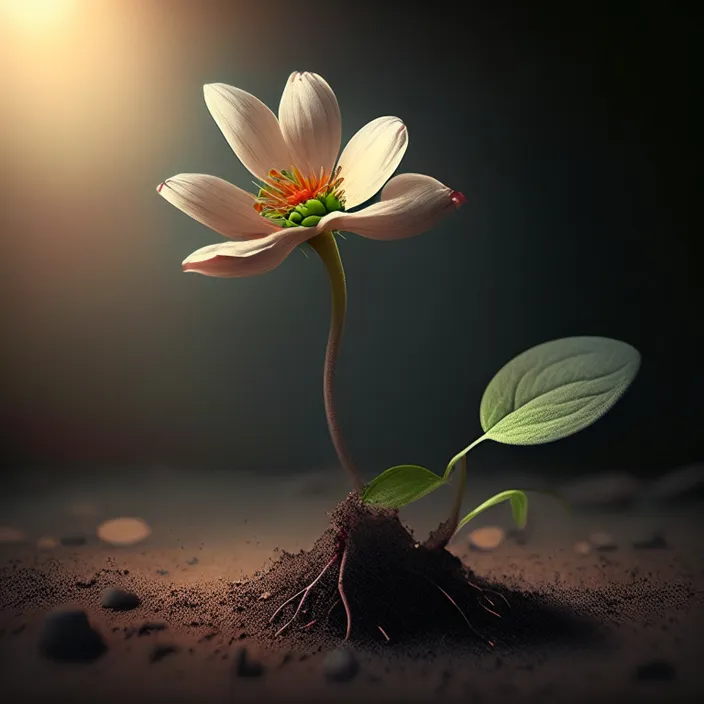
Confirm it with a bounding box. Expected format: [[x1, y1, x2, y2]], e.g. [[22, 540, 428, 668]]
[[308, 232, 364, 492], [446, 454, 467, 537], [443, 435, 487, 481], [425, 438, 484, 551]]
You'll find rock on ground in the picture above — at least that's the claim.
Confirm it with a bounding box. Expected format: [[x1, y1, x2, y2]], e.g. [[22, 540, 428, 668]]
[[38, 608, 106, 662], [97, 517, 151, 546], [101, 587, 141, 611], [468, 526, 505, 551]]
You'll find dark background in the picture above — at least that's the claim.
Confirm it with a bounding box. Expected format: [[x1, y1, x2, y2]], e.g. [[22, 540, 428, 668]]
[[0, 0, 699, 481]]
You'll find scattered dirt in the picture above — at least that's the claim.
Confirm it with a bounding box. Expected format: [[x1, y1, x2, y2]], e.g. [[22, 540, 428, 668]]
[[1, 474, 703, 704]]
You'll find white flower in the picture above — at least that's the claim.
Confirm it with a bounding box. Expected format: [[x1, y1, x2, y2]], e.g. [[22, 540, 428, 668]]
[[157, 71, 466, 277]]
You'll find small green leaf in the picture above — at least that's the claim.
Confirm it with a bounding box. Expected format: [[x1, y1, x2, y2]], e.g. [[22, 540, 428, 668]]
[[456, 490, 529, 533], [362, 465, 446, 509], [480, 336, 640, 445]]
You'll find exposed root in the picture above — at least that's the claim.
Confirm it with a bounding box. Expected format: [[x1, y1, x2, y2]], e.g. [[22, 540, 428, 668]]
[[270, 554, 338, 637], [241, 493, 517, 647], [468, 579, 512, 610], [337, 542, 353, 641], [326, 599, 341, 621], [429, 578, 494, 648]]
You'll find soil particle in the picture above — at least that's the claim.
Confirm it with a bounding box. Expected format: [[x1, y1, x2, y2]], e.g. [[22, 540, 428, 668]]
[[323, 647, 360, 682], [149, 644, 179, 663], [137, 622, 167, 637], [101, 587, 141, 611], [38, 608, 106, 662]]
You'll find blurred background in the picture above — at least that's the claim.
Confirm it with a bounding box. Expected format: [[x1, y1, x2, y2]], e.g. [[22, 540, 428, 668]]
[[0, 0, 699, 483]]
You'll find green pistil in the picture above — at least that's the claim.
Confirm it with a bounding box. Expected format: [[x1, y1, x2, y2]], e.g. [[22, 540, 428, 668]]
[[261, 193, 345, 228]]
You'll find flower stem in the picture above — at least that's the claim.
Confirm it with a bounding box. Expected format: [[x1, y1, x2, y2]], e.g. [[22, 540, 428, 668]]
[[308, 231, 364, 492]]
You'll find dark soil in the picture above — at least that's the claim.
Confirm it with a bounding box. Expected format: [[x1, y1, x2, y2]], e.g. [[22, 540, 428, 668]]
[[231, 492, 599, 653]]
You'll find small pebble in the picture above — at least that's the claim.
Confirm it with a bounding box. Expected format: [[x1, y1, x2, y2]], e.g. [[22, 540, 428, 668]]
[[573, 540, 592, 556], [323, 647, 359, 683], [636, 659, 676, 681], [101, 587, 140, 611], [36, 537, 58, 550], [0, 526, 28, 545], [186, 557, 199, 566], [258, 591, 271, 601], [468, 526, 505, 551], [233, 646, 264, 677], [39, 608, 106, 662], [97, 517, 151, 546], [588, 531, 616, 551]]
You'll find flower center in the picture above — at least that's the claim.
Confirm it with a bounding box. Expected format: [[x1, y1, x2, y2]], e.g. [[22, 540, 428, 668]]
[[253, 165, 346, 228]]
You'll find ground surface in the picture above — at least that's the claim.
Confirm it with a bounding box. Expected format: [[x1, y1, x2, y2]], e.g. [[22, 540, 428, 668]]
[[1, 465, 702, 703]]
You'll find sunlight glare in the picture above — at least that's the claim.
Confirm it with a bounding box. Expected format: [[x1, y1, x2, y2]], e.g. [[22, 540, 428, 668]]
[[1, 0, 73, 30]]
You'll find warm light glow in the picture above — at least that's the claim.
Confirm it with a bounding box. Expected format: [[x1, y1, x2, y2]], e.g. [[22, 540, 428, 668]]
[[1, 0, 72, 28]]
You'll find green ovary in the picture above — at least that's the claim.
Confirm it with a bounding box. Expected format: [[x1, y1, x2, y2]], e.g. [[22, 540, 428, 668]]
[[266, 194, 344, 229]]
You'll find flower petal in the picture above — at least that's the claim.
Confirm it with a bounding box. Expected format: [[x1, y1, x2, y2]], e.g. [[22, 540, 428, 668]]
[[322, 173, 465, 240], [182, 228, 315, 278], [203, 83, 292, 181], [336, 116, 408, 209], [157, 174, 279, 240], [278, 72, 342, 179]]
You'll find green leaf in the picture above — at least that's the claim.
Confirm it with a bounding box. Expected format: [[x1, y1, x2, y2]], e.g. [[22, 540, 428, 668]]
[[456, 489, 529, 533], [479, 336, 640, 445], [361, 465, 446, 509]]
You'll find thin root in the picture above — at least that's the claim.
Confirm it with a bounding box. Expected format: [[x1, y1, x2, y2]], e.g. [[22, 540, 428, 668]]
[[270, 555, 338, 637], [326, 599, 341, 621], [468, 580, 512, 610], [377, 625, 390, 642], [337, 543, 353, 641], [430, 579, 494, 648], [479, 602, 502, 618]]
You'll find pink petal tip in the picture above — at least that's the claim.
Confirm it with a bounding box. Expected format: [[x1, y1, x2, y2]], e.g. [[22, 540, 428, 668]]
[[450, 190, 467, 209]]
